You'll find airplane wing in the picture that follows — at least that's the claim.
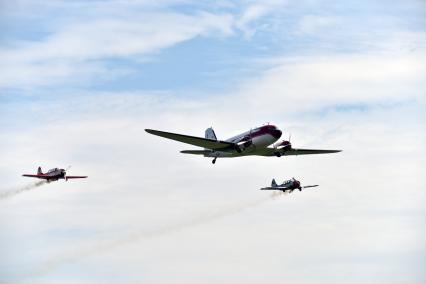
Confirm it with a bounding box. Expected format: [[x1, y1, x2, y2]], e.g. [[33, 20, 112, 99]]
[[260, 186, 290, 191], [256, 147, 341, 156], [302, 185, 319, 189], [65, 176, 87, 179], [145, 129, 235, 150], [181, 150, 212, 155], [284, 148, 341, 155], [22, 174, 47, 179]]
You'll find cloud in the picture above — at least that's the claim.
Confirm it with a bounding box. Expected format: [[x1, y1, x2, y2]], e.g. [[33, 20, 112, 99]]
[[236, 51, 426, 116], [295, 14, 338, 35], [235, 3, 281, 38], [0, 6, 235, 89], [0, 1, 293, 91], [1, 1, 425, 283], [1, 60, 425, 282]]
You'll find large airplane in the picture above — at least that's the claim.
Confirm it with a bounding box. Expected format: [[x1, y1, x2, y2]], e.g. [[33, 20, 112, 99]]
[[261, 177, 318, 192], [145, 124, 341, 164], [22, 167, 87, 182]]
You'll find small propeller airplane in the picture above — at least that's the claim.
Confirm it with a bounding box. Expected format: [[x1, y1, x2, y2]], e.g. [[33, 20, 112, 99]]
[[22, 167, 87, 182], [145, 124, 341, 164], [260, 178, 318, 192]]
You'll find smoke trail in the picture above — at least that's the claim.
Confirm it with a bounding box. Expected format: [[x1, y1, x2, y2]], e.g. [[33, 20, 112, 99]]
[[34, 191, 288, 277], [0, 181, 48, 200]]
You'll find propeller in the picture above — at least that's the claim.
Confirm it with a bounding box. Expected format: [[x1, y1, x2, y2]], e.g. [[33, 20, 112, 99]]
[[285, 133, 292, 148], [273, 133, 291, 157], [63, 166, 72, 181]]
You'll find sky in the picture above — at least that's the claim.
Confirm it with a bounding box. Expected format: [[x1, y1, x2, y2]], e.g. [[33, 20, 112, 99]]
[[0, 0, 425, 283]]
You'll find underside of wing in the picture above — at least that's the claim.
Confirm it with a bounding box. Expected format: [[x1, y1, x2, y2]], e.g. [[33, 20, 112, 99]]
[[145, 129, 235, 150], [303, 185, 319, 188], [260, 186, 290, 190], [255, 147, 341, 157], [65, 176, 87, 179], [181, 150, 212, 155], [284, 148, 342, 155], [22, 174, 46, 179]]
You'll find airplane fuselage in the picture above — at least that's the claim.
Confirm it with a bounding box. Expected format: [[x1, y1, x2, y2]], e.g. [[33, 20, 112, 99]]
[[23, 167, 88, 181], [205, 125, 282, 158], [260, 178, 304, 192], [37, 168, 66, 181], [279, 179, 301, 190]]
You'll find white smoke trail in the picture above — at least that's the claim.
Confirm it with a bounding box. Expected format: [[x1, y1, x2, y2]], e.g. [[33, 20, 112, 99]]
[[34, 191, 289, 277], [0, 181, 48, 200]]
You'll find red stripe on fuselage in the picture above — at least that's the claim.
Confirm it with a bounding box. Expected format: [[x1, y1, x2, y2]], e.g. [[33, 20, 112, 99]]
[[227, 125, 282, 143]]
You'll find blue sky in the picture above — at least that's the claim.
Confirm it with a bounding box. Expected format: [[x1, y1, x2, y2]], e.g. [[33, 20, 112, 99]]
[[1, 1, 425, 283], [1, 0, 424, 95]]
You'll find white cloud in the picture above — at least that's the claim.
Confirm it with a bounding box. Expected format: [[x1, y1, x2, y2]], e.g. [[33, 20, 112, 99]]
[[235, 51, 426, 115], [296, 14, 337, 35], [236, 4, 273, 38], [1, 1, 425, 283], [1, 83, 424, 282], [0, 0, 294, 90], [0, 8, 234, 89]]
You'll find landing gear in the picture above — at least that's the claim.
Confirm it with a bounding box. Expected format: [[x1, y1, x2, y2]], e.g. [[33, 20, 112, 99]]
[[274, 152, 281, 157], [212, 157, 217, 164]]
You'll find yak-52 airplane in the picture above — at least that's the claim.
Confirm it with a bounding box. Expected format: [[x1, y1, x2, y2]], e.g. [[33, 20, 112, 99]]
[[22, 167, 87, 182], [260, 178, 318, 192], [145, 124, 341, 164]]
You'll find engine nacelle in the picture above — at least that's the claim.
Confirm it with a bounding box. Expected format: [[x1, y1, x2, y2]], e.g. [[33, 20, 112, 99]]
[[273, 140, 292, 157], [236, 139, 254, 153], [273, 140, 292, 150]]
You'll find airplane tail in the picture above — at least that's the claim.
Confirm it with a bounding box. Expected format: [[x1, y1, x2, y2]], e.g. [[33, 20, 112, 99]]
[[205, 127, 217, 151], [271, 179, 278, 187], [37, 167, 42, 175], [205, 127, 217, 140]]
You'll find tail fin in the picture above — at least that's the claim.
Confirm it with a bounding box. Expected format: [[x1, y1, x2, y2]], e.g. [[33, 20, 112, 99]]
[[205, 127, 217, 140], [37, 167, 42, 175], [271, 179, 278, 187]]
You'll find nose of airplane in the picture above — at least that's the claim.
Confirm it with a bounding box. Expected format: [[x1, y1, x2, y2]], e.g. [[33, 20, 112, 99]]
[[271, 129, 282, 139]]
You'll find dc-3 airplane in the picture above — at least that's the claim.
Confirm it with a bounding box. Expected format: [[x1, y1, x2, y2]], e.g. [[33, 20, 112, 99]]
[[145, 124, 341, 164], [261, 178, 318, 192], [22, 167, 87, 182]]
